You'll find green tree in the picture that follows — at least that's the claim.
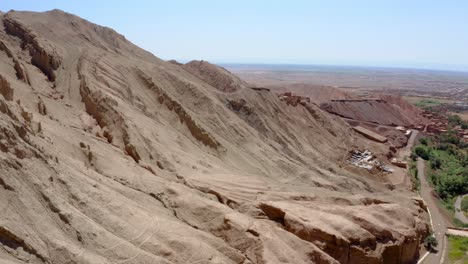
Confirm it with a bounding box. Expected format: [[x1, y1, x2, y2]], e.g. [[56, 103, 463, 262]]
[[424, 234, 438, 250], [430, 157, 441, 169], [415, 146, 430, 160], [448, 114, 462, 125], [419, 138, 428, 145], [440, 130, 460, 145], [436, 143, 449, 151], [461, 121, 468, 129]]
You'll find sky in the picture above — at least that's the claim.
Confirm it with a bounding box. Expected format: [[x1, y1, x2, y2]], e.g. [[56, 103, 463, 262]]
[[1, 0, 467, 71]]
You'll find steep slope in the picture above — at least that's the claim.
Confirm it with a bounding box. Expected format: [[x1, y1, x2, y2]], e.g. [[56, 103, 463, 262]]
[[377, 94, 425, 119], [0, 9, 428, 264]]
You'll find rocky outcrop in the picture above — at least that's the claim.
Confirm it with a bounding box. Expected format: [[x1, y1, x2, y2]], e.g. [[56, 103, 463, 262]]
[[0, 97, 42, 162], [124, 143, 140, 163], [37, 97, 47, 115], [0, 226, 46, 262], [3, 13, 61, 81], [226, 98, 269, 136], [259, 202, 427, 264], [183, 60, 248, 92], [0, 75, 13, 101], [0, 40, 29, 83], [0, 40, 14, 57], [136, 69, 221, 150], [268, 83, 355, 105], [78, 77, 107, 128], [278, 92, 311, 106], [79, 68, 142, 163]]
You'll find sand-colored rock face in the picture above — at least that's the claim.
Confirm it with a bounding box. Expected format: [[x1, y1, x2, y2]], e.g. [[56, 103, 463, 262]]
[[0, 9, 429, 264], [0, 75, 13, 101]]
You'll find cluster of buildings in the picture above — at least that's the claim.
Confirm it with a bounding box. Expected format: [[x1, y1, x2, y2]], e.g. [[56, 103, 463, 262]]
[[422, 111, 448, 134], [422, 110, 468, 142]]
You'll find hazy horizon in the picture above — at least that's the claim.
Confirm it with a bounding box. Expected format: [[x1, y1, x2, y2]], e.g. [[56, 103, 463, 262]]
[[1, 1, 468, 72], [224, 62, 468, 93], [221, 62, 468, 74]]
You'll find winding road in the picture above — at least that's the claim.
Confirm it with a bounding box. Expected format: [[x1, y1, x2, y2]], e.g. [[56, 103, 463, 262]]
[[400, 130, 448, 263], [417, 157, 448, 264]]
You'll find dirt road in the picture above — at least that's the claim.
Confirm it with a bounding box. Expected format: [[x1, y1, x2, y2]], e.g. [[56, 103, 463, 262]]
[[399, 129, 418, 160], [398, 130, 449, 264], [417, 158, 448, 264]]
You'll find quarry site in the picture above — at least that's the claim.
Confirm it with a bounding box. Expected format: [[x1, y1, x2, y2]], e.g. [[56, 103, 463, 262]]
[[0, 7, 467, 264]]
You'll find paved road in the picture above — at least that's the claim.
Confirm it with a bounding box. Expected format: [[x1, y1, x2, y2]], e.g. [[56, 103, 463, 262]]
[[417, 158, 448, 264], [454, 194, 468, 224]]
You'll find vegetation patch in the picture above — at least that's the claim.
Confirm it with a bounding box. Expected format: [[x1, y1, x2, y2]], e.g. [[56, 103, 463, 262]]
[[412, 135, 468, 200], [448, 235, 468, 263], [428, 147, 467, 200], [414, 99, 443, 109], [424, 233, 438, 251], [412, 131, 468, 227]]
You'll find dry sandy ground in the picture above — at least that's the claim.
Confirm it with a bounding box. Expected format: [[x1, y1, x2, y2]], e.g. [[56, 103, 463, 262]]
[[0, 9, 430, 264]]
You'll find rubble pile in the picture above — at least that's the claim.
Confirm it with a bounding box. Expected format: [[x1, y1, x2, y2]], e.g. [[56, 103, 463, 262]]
[[348, 150, 374, 170], [348, 150, 394, 172]]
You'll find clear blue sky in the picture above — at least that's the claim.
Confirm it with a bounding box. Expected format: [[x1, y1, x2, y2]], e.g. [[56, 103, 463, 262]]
[[1, 0, 467, 71]]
